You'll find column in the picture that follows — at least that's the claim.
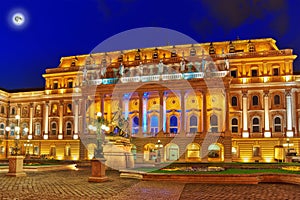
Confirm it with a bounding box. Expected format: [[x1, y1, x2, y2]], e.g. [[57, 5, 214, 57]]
[[100, 94, 105, 115], [29, 103, 33, 135], [264, 91, 271, 137], [17, 104, 21, 116], [180, 90, 186, 134], [242, 91, 249, 138], [59, 101, 63, 134], [286, 89, 293, 137], [74, 100, 79, 134], [163, 93, 167, 132], [143, 94, 148, 133], [159, 91, 164, 133], [44, 102, 49, 135], [202, 90, 207, 133], [138, 92, 143, 135], [224, 89, 230, 134]]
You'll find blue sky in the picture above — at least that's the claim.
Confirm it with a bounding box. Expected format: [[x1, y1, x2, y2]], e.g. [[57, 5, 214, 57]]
[[1, 0, 299, 89]]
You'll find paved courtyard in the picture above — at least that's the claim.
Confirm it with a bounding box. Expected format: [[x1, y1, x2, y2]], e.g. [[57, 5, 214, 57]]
[[0, 168, 299, 200]]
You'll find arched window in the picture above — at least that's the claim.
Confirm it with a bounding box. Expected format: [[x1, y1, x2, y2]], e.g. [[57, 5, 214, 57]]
[[231, 96, 237, 106], [150, 115, 158, 134], [1, 106, 5, 114], [169, 115, 178, 133], [274, 117, 282, 132], [231, 118, 238, 133], [34, 122, 41, 135], [132, 116, 139, 134], [0, 123, 4, 135], [252, 117, 260, 132], [210, 114, 218, 132], [252, 95, 259, 106], [189, 115, 198, 133], [274, 95, 280, 105], [66, 122, 72, 135], [22, 123, 28, 136], [10, 124, 15, 136], [51, 122, 57, 135]]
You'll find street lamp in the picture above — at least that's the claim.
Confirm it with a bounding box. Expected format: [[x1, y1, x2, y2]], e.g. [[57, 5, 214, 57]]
[[88, 112, 110, 159], [155, 139, 163, 164], [11, 115, 21, 155], [5, 126, 10, 158]]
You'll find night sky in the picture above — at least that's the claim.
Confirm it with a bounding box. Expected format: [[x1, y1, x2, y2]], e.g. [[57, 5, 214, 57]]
[[1, 0, 300, 90]]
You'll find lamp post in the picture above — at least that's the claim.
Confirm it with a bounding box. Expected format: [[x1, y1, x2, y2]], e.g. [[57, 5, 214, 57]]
[[88, 112, 109, 182], [5, 126, 10, 158], [155, 139, 163, 164], [11, 114, 21, 155]]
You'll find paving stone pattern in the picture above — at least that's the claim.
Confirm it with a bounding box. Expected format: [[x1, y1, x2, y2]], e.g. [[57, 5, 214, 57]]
[[1, 169, 300, 200]]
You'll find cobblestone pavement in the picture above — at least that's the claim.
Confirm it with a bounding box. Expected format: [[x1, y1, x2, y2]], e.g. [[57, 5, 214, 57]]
[[1, 169, 300, 200]]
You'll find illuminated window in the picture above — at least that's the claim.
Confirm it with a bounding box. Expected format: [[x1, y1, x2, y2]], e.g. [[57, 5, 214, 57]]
[[273, 68, 279, 76], [274, 117, 282, 132], [51, 122, 57, 135], [50, 146, 56, 156], [10, 124, 15, 136], [189, 115, 198, 133], [36, 105, 41, 115], [252, 95, 259, 106], [190, 48, 196, 56], [22, 123, 28, 136], [169, 115, 178, 134], [252, 117, 260, 132], [150, 116, 158, 134], [132, 116, 139, 134], [274, 95, 280, 105], [52, 104, 58, 115], [251, 69, 258, 77], [0, 146, 4, 155], [65, 145, 71, 156], [231, 118, 238, 133], [187, 143, 200, 158], [66, 122, 72, 135], [231, 96, 237, 106], [34, 122, 41, 135], [166, 143, 179, 161], [67, 104, 72, 114], [153, 48, 158, 59], [33, 146, 39, 155], [0, 123, 4, 135], [210, 115, 218, 132], [208, 144, 220, 158]]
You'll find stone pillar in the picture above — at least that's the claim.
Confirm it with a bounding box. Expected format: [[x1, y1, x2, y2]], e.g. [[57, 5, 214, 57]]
[[59, 101, 63, 134], [74, 100, 79, 134], [44, 102, 49, 135], [264, 91, 271, 137], [286, 89, 293, 137], [138, 92, 144, 136], [81, 97, 87, 134], [163, 92, 167, 132], [159, 91, 164, 133], [180, 90, 186, 134], [124, 94, 129, 120], [6, 156, 26, 177], [202, 90, 207, 133], [224, 89, 230, 134], [88, 158, 108, 182], [29, 103, 33, 135], [143, 95, 148, 133], [100, 94, 105, 115], [242, 91, 249, 138]]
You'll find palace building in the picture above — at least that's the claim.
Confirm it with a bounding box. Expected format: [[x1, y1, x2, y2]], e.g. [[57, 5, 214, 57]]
[[0, 38, 299, 163]]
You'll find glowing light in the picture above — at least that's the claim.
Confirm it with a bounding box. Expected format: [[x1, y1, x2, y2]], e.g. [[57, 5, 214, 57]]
[[264, 157, 272, 163], [97, 112, 102, 117], [264, 131, 271, 138], [58, 135, 63, 139], [28, 135, 32, 140], [73, 134, 79, 140], [286, 131, 293, 138], [242, 78, 247, 84], [242, 132, 249, 138], [43, 135, 48, 140], [242, 158, 249, 162]]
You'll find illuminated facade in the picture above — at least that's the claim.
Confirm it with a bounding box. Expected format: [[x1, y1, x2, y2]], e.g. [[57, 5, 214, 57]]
[[0, 38, 299, 163]]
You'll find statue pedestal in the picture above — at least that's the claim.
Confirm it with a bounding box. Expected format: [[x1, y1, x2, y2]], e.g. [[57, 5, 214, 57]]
[[103, 136, 134, 170], [6, 156, 26, 177], [88, 158, 109, 182]]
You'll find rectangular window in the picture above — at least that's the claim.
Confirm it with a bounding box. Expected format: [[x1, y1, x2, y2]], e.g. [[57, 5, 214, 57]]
[[68, 81, 73, 88], [189, 128, 197, 133], [273, 68, 279, 76], [253, 125, 259, 133], [251, 69, 258, 77], [53, 82, 58, 89], [232, 127, 238, 133], [230, 70, 237, 78], [33, 146, 39, 155]]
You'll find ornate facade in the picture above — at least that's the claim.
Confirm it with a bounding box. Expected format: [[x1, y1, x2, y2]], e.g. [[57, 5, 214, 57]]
[[0, 38, 299, 163]]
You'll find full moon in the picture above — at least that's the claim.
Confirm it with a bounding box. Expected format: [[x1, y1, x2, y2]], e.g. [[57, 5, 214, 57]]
[[12, 13, 25, 26]]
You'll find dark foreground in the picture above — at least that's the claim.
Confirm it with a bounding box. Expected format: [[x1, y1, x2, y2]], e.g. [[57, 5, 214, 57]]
[[0, 168, 299, 200]]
